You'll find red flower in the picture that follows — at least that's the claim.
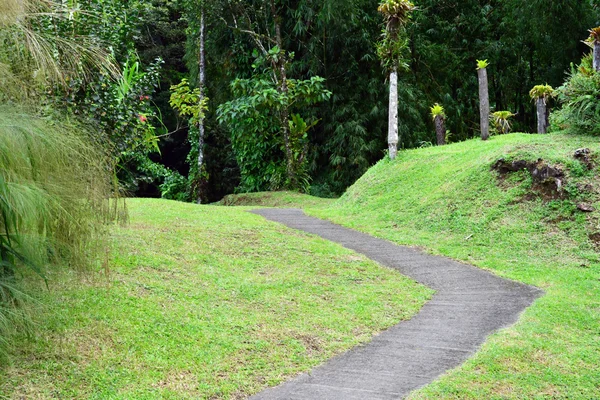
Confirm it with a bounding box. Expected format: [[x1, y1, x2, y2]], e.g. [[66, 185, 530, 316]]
[[138, 114, 147, 123]]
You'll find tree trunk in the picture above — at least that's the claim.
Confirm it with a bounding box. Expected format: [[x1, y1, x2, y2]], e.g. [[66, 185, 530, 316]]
[[594, 40, 600, 72], [197, 7, 206, 204], [477, 67, 490, 141], [435, 115, 446, 145], [536, 97, 548, 134], [271, 7, 295, 189], [279, 65, 294, 188], [388, 68, 399, 159]]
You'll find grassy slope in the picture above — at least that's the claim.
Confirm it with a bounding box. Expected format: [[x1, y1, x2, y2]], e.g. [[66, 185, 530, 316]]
[[307, 133, 600, 398], [0, 199, 431, 399], [215, 191, 335, 208]]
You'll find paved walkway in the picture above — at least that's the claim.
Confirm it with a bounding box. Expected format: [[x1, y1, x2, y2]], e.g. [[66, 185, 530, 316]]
[[249, 209, 543, 400]]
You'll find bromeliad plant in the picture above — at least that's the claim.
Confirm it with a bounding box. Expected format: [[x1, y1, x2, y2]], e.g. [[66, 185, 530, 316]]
[[529, 84, 555, 100], [587, 27, 600, 71], [430, 103, 446, 119], [530, 84, 555, 134], [491, 111, 515, 135], [476, 59, 490, 70]]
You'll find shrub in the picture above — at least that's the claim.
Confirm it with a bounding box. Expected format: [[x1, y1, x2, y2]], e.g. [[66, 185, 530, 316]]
[[551, 55, 600, 135]]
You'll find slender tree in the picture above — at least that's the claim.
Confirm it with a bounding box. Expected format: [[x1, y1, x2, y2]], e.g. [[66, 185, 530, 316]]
[[197, 5, 207, 203], [223, 0, 294, 185], [430, 103, 446, 145], [377, 0, 415, 160], [529, 84, 554, 134], [477, 59, 490, 140], [219, 0, 330, 190]]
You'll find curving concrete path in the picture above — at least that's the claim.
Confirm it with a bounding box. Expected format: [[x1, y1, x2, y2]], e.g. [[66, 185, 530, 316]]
[[249, 208, 543, 400]]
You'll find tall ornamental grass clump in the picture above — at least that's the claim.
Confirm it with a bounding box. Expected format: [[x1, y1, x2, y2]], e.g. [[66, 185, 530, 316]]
[[0, 105, 116, 348], [0, 0, 117, 102]]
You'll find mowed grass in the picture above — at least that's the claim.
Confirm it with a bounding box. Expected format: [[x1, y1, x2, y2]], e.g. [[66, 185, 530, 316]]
[[306, 133, 600, 398], [0, 199, 431, 399]]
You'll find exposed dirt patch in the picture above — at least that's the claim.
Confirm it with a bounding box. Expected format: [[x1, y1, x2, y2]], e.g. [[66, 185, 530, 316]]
[[492, 158, 565, 200], [574, 148, 595, 170], [153, 370, 199, 396], [588, 232, 600, 248], [577, 203, 595, 212], [291, 332, 324, 357]]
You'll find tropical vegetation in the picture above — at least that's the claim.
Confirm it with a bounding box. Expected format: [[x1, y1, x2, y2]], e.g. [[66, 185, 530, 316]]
[[2, 0, 600, 398]]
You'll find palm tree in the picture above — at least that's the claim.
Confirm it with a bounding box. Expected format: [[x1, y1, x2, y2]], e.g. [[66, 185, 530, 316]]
[[377, 0, 416, 160]]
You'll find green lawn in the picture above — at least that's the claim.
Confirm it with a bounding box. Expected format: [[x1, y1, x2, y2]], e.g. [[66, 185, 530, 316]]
[[306, 133, 600, 398], [0, 199, 430, 399], [4, 133, 599, 399]]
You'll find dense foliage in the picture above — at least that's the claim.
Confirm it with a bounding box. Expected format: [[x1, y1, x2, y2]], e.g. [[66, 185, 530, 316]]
[[174, 0, 598, 199], [552, 55, 600, 136], [4, 0, 599, 201], [217, 73, 330, 192]]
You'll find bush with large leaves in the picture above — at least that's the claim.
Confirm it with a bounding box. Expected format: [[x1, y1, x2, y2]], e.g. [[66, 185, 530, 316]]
[[217, 68, 331, 193]]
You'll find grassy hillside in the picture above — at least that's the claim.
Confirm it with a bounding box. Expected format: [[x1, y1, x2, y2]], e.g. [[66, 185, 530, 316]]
[[0, 199, 430, 399], [307, 133, 600, 398], [215, 191, 334, 208]]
